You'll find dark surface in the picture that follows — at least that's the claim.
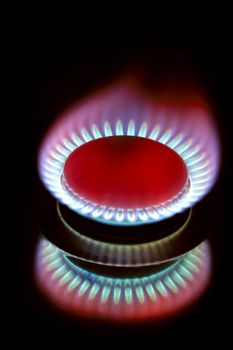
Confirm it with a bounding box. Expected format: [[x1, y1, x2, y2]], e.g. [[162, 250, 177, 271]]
[[13, 32, 232, 346]]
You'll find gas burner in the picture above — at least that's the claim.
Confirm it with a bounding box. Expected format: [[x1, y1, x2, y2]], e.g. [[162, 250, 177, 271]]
[[38, 86, 219, 225], [35, 83, 220, 322]]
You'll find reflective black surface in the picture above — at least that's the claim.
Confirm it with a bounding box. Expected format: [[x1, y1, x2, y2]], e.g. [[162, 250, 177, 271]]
[[14, 31, 232, 346]]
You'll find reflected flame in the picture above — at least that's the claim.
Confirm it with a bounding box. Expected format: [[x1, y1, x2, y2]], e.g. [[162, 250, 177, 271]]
[[36, 237, 212, 322]]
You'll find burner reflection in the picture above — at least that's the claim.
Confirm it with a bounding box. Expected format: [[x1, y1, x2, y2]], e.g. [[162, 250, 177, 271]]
[[35, 238, 211, 322]]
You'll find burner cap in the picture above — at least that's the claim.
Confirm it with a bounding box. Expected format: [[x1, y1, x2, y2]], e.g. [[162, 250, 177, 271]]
[[64, 136, 189, 209]]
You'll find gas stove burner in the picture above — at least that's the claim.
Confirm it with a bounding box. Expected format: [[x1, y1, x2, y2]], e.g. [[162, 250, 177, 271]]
[[38, 86, 219, 225], [35, 82, 220, 322]]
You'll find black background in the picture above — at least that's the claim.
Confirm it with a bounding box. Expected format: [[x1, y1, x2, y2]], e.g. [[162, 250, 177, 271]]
[[13, 31, 232, 346]]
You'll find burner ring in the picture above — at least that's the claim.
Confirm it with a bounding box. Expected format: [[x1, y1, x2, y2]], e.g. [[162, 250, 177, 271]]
[[38, 87, 219, 225], [35, 190, 208, 267]]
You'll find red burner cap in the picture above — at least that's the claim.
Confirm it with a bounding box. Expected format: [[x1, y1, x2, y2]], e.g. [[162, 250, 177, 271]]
[[64, 136, 188, 208]]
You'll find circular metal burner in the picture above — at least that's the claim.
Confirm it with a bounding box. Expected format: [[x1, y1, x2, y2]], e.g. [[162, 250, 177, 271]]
[[35, 191, 207, 267], [36, 83, 220, 323], [57, 202, 191, 243], [38, 86, 219, 225]]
